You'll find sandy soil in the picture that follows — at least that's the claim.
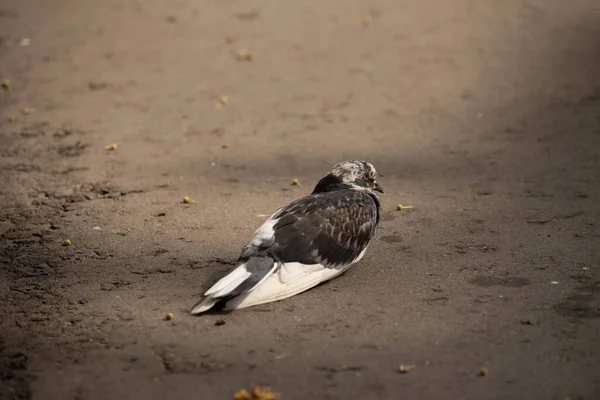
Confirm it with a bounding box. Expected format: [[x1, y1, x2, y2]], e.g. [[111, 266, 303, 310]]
[[1, 1, 599, 399]]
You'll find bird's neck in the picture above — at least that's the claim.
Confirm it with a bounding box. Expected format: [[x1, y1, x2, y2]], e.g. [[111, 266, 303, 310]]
[[311, 174, 353, 194], [312, 174, 378, 197]]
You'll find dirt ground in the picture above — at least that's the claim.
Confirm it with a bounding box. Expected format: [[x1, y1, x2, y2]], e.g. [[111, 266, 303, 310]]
[[1, 0, 599, 399]]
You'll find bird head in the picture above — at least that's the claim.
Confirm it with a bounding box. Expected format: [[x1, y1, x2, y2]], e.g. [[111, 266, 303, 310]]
[[312, 160, 383, 194]]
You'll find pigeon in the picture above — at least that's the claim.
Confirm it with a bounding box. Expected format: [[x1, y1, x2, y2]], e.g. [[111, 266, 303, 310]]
[[191, 160, 383, 314]]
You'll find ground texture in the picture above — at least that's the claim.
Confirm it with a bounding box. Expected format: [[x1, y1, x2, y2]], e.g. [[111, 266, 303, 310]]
[[1, 1, 599, 399]]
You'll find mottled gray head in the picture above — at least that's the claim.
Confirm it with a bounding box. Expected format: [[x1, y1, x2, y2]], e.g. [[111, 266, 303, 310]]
[[312, 160, 384, 194]]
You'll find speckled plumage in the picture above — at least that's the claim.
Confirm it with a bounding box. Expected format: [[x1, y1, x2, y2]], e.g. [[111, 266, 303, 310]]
[[191, 160, 383, 314]]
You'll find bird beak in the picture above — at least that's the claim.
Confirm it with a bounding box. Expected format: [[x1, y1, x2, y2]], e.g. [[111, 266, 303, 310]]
[[373, 181, 384, 193]]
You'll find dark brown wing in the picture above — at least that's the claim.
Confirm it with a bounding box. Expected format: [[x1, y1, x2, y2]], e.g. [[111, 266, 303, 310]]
[[267, 190, 380, 267]]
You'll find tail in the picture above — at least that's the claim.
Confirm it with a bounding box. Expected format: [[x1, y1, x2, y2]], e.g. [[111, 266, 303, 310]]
[[190, 256, 277, 315], [190, 297, 220, 314]]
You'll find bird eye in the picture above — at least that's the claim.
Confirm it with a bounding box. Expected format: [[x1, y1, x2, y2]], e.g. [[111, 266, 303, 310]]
[[362, 174, 369, 180]]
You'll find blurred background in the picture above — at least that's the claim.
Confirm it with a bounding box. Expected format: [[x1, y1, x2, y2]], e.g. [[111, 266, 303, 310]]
[[1, 1, 599, 399]]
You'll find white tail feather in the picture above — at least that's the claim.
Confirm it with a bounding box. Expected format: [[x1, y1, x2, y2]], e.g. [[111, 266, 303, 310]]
[[224, 262, 347, 310], [190, 297, 219, 315], [191, 259, 279, 315], [203, 264, 252, 297]]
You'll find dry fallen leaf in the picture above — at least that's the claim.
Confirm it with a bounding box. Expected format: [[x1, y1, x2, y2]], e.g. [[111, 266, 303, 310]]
[[105, 143, 118, 151], [398, 364, 416, 374], [222, 143, 230, 149], [361, 15, 373, 26], [183, 196, 198, 204], [216, 96, 229, 109], [250, 386, 278, 400], [237, 49, 253, 61], [234, 386, 278, 400], [22, 107, 34, 115], [233, 389, 251, 400], [292, 178, 301, 186], [397, 204, 414, 211]]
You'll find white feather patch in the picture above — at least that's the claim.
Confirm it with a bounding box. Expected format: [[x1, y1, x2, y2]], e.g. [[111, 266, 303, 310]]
[[223, 262, 349, 310], [190, 297, 219, 315], [248, 216, 278, 247], [204, 264, 252, 297]]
